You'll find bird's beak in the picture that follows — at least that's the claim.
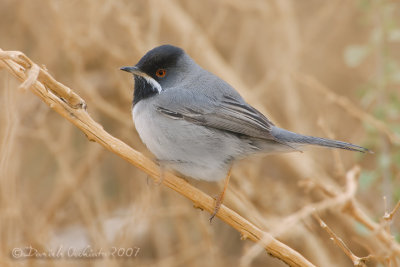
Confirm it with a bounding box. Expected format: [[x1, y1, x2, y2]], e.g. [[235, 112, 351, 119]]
[[120, 66, 162, 93], [120, 66, 145, 76]]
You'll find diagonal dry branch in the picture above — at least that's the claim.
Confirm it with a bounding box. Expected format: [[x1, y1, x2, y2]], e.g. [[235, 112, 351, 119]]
[[294, 73, 400, 145], [314, 214, 373, 267], [0, 49, 316, 267]]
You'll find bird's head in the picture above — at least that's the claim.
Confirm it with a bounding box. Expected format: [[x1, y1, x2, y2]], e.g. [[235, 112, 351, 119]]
[[121, 44, 192, 105]]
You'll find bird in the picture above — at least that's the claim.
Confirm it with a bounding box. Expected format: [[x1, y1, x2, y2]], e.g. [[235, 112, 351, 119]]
[[121, 44, 370, 222]]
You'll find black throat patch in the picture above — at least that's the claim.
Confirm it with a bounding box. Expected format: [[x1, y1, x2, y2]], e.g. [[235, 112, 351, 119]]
[[133, 76, 159, 106]]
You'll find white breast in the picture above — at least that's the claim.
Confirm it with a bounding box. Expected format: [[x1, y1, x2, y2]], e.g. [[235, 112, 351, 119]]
[[132, 99, 247, 181]]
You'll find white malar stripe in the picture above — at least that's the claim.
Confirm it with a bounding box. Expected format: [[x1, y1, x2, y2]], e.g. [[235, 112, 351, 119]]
[[143, 76, 162, 93]]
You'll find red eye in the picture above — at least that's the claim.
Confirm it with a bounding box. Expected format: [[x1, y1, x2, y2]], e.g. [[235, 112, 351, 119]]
[[156, 69, 166, 78]]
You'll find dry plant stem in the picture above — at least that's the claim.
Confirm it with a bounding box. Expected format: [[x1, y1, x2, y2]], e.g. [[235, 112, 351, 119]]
[[344, 201, 400, 256], [294, 73, 400, 145], [384, 200, 400, 222], [303, 166, 400, 258], [239, 166, 362, 267], [0, 49, 316, 267], [276, 166, 360, 236], [314, 214, 371, 267]]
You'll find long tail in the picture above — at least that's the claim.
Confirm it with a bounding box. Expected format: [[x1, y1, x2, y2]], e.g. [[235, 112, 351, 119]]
[[271, 126, 371, 153]]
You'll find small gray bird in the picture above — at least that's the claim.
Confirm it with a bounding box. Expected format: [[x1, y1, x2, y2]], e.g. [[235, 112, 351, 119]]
[[121, 44, 369, 221]]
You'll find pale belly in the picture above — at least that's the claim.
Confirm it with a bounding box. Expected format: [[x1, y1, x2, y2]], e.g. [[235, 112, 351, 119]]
[[132, 101, 247, 181]]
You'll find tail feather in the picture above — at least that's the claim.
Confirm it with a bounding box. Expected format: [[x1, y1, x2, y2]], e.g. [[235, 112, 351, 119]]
[[271, 126, 371, 153]]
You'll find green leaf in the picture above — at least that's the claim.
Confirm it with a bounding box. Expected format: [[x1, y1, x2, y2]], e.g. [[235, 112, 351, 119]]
[[344, 45, 369, 67], [354, 221, 369, 236], [394, 151, 400, 169], [373, 105, 389, 120], [359, 170, 378, 190], [389, 29, 400, 42], [358, 0, 372, 10], [394, 187, 400, 202], [395, 233, 400, 243], [378, 153, 391, 170]]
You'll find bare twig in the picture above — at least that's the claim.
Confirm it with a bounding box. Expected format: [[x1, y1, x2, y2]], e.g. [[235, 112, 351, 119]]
[[314, 213, 373, 267], [343, 200, 400, 256], [298, 178, 337, 198], [294, 73, 400, 145], [0, 49, 316, 267], [277, 166, 360, 235], [383, 200, 400, 222]]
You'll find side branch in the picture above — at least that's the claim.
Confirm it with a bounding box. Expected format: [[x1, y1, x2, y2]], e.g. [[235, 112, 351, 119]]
[[314, 214, 372, 267], [0, 49, 315, 267]]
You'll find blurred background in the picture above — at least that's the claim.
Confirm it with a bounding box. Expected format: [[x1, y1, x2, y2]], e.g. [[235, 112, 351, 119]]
[[0, 0, 399, 266]]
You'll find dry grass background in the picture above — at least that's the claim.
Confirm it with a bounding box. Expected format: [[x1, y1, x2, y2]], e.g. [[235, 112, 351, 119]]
[[0, 0, 399, 266]]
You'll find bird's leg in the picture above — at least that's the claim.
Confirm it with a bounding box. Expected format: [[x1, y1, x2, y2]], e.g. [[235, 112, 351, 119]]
[[209, 167, 232, 223], [155, 160, 169, 185], [157, 165, 166, 185]]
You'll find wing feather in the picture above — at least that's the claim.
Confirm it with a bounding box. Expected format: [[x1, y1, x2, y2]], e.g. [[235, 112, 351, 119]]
[[156, 94, 275, 140]]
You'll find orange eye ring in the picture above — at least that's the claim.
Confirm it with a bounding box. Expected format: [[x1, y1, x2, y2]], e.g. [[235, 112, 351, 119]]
[[156, 69, 166, 78]]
